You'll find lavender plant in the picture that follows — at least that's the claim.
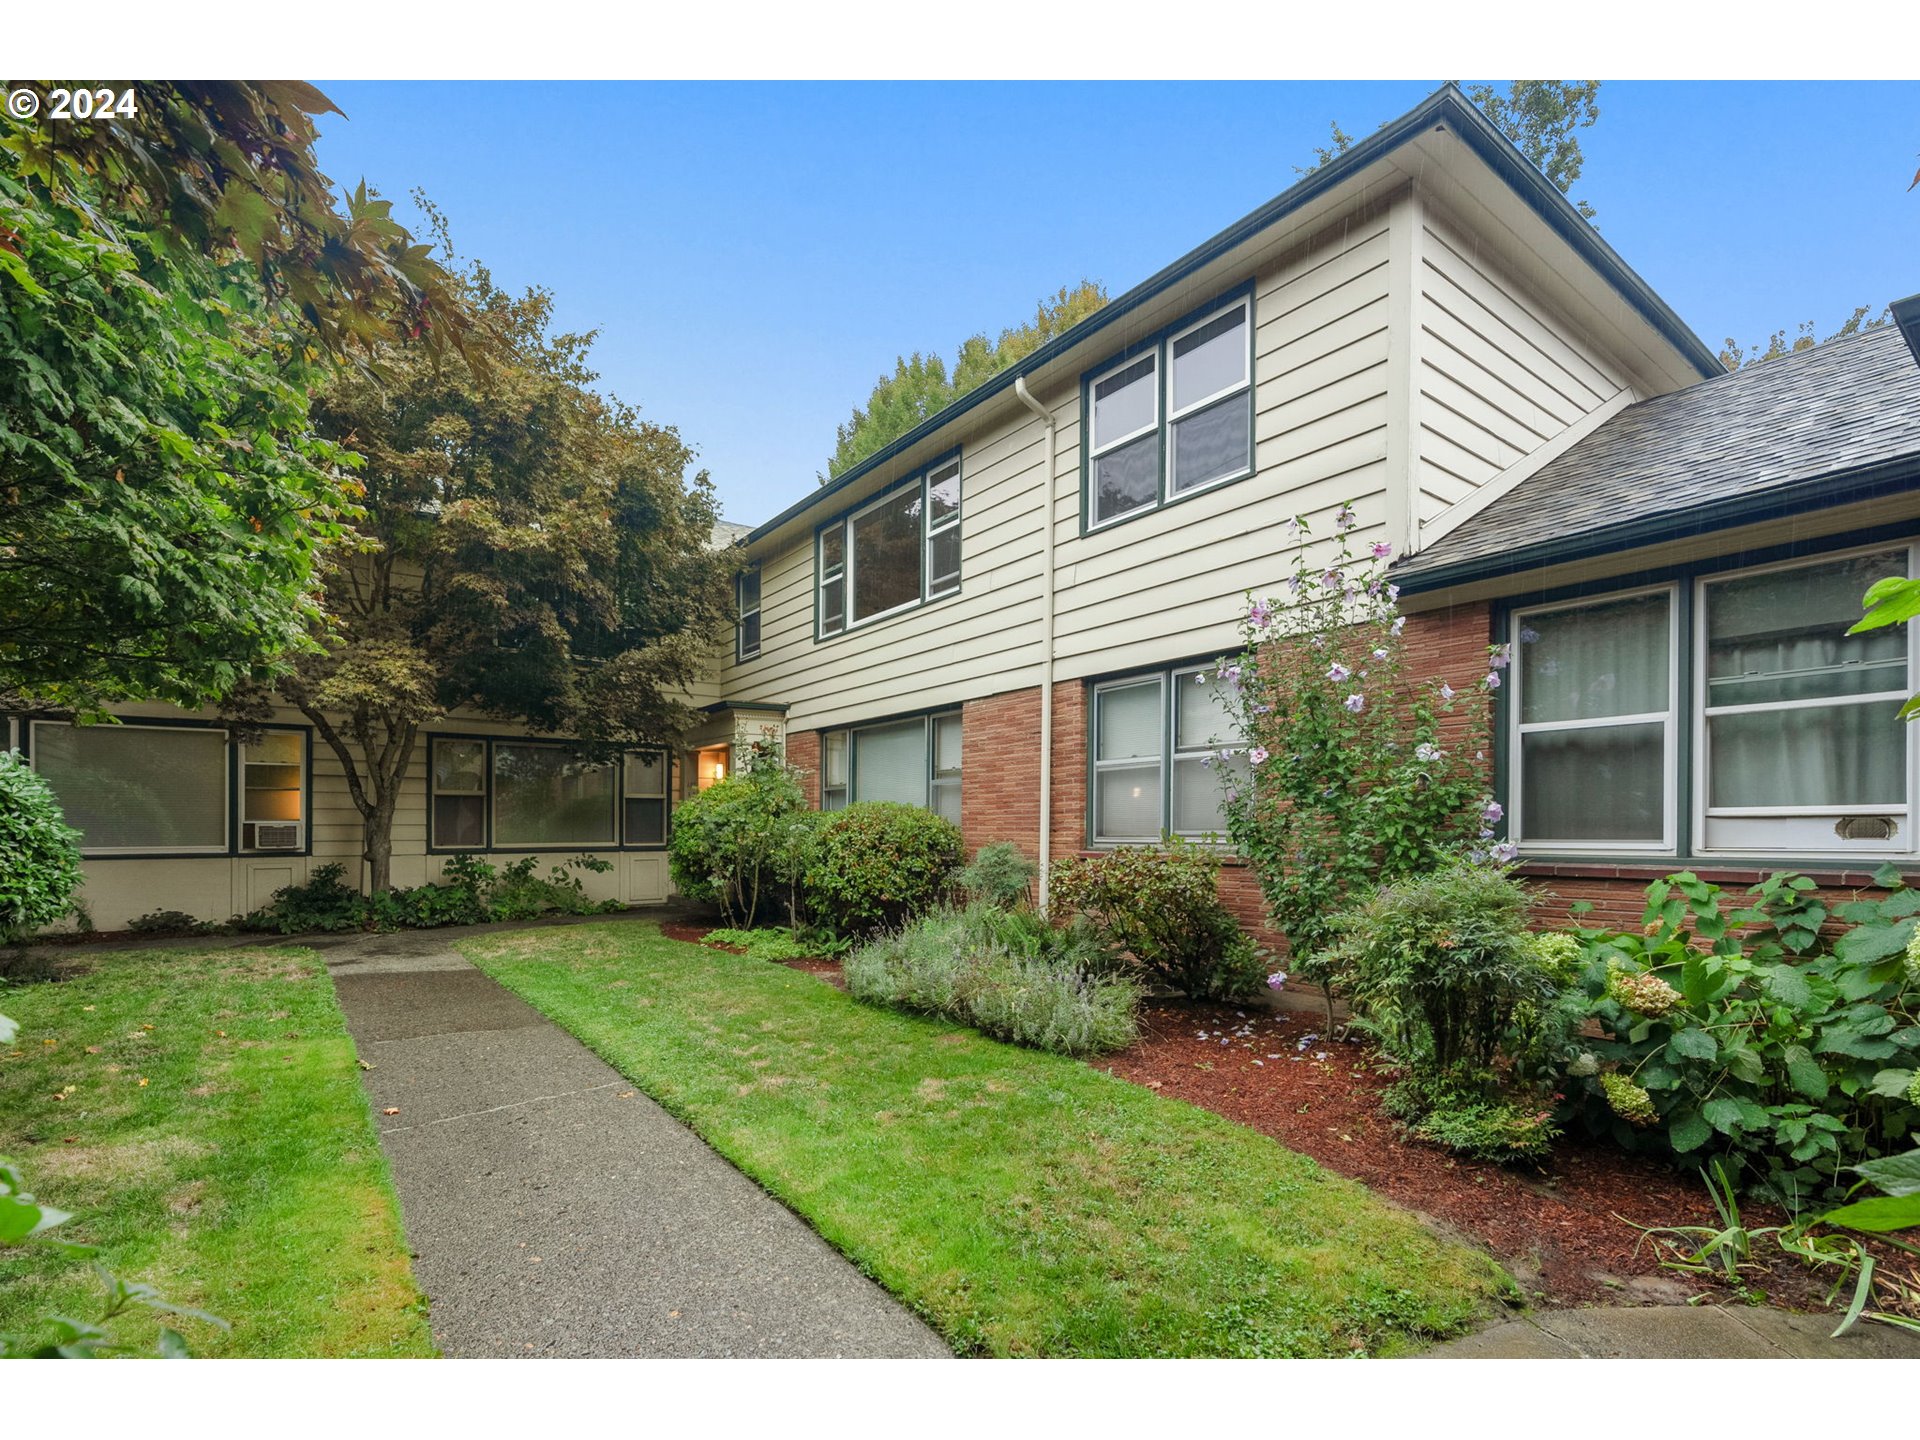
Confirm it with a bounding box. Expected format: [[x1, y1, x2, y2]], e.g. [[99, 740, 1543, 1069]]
[[1211, 508, 1505, 999]]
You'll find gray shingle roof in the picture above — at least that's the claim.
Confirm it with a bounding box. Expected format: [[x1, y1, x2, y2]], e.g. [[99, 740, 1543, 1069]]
[[1395, 325, 1920, 589]]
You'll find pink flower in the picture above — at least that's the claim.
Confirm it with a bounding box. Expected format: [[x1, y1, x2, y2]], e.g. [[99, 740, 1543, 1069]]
[[1327, 662, 1351, 682], [1319, 569, 1342, 590], [1248, 746, 1269, 765], [1371, 541, 1393, 559], [1344, 694, 1366, 713], [1248, 599, 1274, 628], [1335, 505, 1357, 530], [1485, 672, 1502, 690]]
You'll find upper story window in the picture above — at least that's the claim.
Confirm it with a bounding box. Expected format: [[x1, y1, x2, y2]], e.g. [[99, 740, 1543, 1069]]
[[1084, 292, 1253, 531], [735, 566, 761, 661], [1090, 663, 1246, 844], [816, 455, 962, 640], [1507, 541, 1917, 860]]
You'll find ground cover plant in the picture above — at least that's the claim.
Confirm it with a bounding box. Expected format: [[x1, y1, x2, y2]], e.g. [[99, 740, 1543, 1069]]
[[845, 904, 1139, 1056], [460, 920, 1505, 1357], [0, 947, 433, 1356]]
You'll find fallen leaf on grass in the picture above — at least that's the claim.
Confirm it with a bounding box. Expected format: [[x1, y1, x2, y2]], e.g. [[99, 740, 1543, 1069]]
[[357, 1060, 375, 1071], [138, 1077, 149, 1087]]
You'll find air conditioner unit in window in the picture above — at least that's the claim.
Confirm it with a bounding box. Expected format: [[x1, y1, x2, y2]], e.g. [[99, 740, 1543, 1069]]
[[251, 822, 302, 851]]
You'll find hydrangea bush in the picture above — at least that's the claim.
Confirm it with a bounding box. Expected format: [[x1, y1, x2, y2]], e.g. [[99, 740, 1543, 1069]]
[[1210, 510, 1505, 994]]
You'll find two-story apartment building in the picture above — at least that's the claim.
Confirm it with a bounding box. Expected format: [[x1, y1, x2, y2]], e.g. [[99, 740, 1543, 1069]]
[[17, 84, 1920, 932]]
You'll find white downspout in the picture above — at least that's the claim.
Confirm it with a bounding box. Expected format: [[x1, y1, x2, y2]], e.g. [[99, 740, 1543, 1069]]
[[1013, 375, 1056, 914]]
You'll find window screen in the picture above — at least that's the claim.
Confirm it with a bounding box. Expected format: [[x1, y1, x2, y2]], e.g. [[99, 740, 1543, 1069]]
[[34, 723, 227, 852]]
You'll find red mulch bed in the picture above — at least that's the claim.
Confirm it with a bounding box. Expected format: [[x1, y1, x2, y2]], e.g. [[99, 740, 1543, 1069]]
[[1099, 998, 1891, 1311], [661, 920, 1896, 1314]]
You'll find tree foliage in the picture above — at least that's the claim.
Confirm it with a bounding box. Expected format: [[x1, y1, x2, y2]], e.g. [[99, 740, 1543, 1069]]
[[0, 140, 360, 712], [264, 250, 731, 891], [1301, 82, 1601, 219], [824, 281, 1107, 479], [0, 82, 470, 357], [1718, 304, 1891, 372]]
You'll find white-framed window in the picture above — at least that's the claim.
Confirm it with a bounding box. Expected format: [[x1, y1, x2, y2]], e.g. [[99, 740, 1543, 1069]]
[[1696, 544, 1914, 854], [623, 749, 670, 846], [1507, 541, 1920, 860], [1510, 587, 1678, 851], [240, 731, 307, 853], [1088, 352, 1160, 527], [735, 567, 761, 661], [817, 711, 962, 820], [1090, 663, 1247, 844], [816, 456, 962, 638], [30, 720, 229, 855], [1084, 292, 1253, 531]]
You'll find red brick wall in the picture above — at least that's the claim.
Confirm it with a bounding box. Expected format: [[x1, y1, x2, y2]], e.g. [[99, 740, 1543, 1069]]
[[784, 729, 820, 809], [1521, 863, 1895, 934], [960, 688, 1042, 852], [1400, 600, 1497, 753], [1048, 680, 1087, 857]]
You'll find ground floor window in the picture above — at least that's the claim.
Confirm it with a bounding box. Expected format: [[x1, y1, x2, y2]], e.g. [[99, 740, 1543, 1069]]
[[1508, 540, 1916, 858], [1091, 661, 1245, 844], [30, 720, 230, 854], [818, 711, 962, 825], [428, 736, 669, 851]]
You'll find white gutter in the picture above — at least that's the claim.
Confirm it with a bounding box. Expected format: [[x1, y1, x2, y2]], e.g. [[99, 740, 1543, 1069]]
[[1013, 375, 1057, 914]]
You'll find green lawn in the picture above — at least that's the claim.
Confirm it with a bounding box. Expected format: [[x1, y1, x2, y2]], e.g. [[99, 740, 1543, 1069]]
[[462, 921, 1511, 1356], [0, 947, 434, 1357]]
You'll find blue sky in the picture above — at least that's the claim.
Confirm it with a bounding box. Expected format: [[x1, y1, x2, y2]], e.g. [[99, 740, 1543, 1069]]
[[312, 81, 1920, 526]]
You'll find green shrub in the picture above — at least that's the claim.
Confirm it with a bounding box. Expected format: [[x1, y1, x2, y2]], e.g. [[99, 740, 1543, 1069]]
[[1047, 839, 1264, 1000], [371, 881, 489, 930], [0, 750, 83, 943], [804, 802, 963, 938], [240, 862, 367, 934], [125, 909, 218, 937], [1408, 1097, 1560, 1164], [666, 746, 811, 927], [956, 842, 1038, 908], [1559, 867, 1920, 1207], [704, 927, 817, 961], [1331, 860, 1569, 1085], [845, 904, 1138, 1055]]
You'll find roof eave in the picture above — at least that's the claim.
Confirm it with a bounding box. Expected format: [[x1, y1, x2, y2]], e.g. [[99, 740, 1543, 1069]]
[[745, 83, 1719, 549], [1393, 454, 1920, 596]]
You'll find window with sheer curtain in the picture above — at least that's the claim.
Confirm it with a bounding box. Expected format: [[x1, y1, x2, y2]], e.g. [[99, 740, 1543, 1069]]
[[1703, 549, 1909, 820], [1509, 545, 1915, 856], [31, 722, 229, 853]]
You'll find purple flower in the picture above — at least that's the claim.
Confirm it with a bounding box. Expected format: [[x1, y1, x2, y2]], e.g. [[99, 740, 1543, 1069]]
[[1319, 569, 1342, 590], [1489, 643, 1512, 670], [1344, 694, 1366, 713], [1371, 541, 1393, 559], [1390, 615, 1406, 637], [1491, 841, 1520, 863], [1335, 505, 1357, 530], [1439, 682, 1456, 702], [1287, 574, 1304, 594], [1327, 662, 1351, 682], [1415, 742, 1441, 763], [1482, 800, 1504, 825], [1372, 647, 1389, 660], [1485, 672, 1502, 690], [1248, 746, 1270, 765], [1267, 971, 1289, 990], [1248, 599, 1274, 628], [1386, 584, 1401, 601]]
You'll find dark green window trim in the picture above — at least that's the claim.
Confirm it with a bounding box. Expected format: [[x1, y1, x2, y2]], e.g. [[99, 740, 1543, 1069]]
[[1079, 282, 1257, 537], [817, 705, 962, 821], [1084, 655, 1245, 848], [426, 733, 673, 855], [813, 448, 963, 643], [1492, 520, 1920, 870]]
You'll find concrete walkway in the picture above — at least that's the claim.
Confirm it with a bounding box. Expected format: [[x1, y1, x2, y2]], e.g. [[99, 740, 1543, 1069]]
[[1422, 1304, 1920, 1359], [321, 929, 949, 1358]]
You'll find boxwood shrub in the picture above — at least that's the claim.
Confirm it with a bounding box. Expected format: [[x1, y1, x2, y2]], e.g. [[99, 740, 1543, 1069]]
[[803, 801, 962, 938], [0, 750, 83, 943]]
